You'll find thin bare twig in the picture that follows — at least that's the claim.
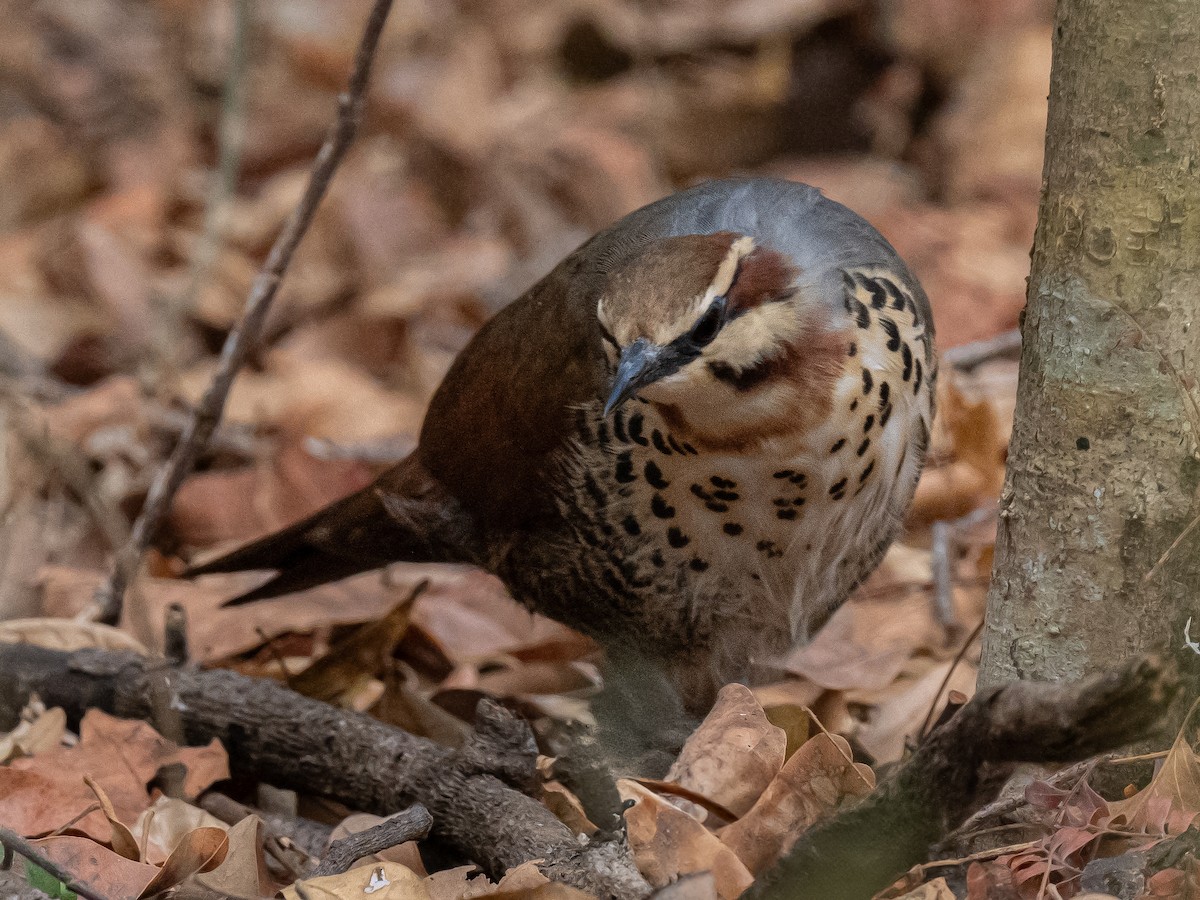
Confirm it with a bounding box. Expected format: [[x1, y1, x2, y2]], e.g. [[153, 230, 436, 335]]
[[157, 0, 251, 374], [95, 0, 396, 624], [942, 329, 1022, 371], [0, 826, 108, 900], [311, 806, 433, 877]]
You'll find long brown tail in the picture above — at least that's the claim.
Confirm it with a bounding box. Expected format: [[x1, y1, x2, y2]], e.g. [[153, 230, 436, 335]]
[[185, 455, 477, 605]]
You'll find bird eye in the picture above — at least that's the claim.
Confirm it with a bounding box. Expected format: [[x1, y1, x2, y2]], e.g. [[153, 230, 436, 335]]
[[689, 299, 724, 346]]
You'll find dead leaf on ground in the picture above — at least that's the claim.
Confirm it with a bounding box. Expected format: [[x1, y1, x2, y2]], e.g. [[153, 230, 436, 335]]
[[284, 861, 430, 900], [190, 815, 275, 898], [718, 731, 875, 874], [617, 779, 754, 900], [0, 617, 149, 655], [893, 877, 957, 899], [665, 683, 786, 818], [0, 704, 67, 763], [0, 709, 227, 841]]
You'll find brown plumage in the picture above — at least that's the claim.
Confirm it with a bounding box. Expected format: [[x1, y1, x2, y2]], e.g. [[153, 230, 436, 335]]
[[187, 177, 936, 715]]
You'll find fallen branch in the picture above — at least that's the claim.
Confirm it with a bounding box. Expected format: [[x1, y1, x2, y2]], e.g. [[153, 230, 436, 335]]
[[313, 806, 433, 877], [747, 654, 1179, 900], [94, 0, 396, 625], [0, 643, 649, 899]]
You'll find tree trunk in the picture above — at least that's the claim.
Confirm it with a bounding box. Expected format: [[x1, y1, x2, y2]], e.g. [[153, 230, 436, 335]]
[[979, 0, 1200, 687]]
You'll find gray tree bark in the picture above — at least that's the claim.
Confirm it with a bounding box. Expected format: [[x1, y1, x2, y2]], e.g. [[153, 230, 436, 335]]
[[979, 0, 1200, 686]]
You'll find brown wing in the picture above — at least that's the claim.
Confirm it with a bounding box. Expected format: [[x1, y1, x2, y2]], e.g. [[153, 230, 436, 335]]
[[417, 254, 612, 530]]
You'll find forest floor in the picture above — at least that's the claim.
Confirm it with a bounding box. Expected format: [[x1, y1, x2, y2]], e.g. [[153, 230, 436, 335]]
[[0, 1, 1194, 899]]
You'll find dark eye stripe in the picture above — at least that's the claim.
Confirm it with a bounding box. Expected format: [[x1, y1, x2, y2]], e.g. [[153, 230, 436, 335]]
[[598, 323, 621, 351]]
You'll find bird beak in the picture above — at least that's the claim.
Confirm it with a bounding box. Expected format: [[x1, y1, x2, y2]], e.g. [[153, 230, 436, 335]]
[[605, 338, 663, 417]]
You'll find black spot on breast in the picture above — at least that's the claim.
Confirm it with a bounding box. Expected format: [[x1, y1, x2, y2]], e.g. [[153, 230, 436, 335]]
[[682, 442, 699, 455], [773, 498, 790, 507], [612, 410, 628, 443], [652, 430, 673, 454], [621, 516, 641, 536], [880, 403, 893, 427], [879, 382, 890, 406], [866, 279, 887, 308], [620, 560, 652, 589], [777, 508, 798, 520], [644, 460, 669, 489], [830, 438, 846, 454], [705, 501, 729, 513], [850, 398, 859, 412], [881, 278, 907, 310], [831, 488, 846, 501], [651, 549, 666, 568], [773, 469, 795, 479], [863, 414, 875, 432], [603, 569, 625, 594], [829, 477, 848, 495], [857, 437, 871, 456], [689, 557, 710, 572], [614, 452, 636, 483], [691, 483, 712, 500], [668, 434, 687, 455], [756, 539, 782, 558], [862, 369, 874, 394], [710, 476, 737, 489], [852, 299, 870, 329], [880, 317, 901, 351], [859, 460, 876, 483], [595, 421, 610, 445], [901, 344, 914, 381], [723, 522, 743, 536], [627, 412, 648, 445], [793, 497, 806, 506], [913, 358, 924, 393], [651, 494, 675, 518], [667, 527, 689, 548], [790, 473, 807, 486], [848, 341, 857, 357], [712, 489, 739, 502]]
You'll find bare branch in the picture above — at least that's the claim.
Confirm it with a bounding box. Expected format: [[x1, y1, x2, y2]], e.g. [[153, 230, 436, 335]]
[[95, 0, 396, 624], [312, 806, 433, 877]]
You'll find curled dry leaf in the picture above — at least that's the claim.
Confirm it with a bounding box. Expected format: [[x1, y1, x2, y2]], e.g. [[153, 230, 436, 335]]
[[665, 683, 786, 818], [617, 779, 754, 900], [718, 731, 875, 874], [0, 709, 228, 841], [284, 861, 430, 900], [130, 796, 229, 866], [190, 815, 275, 899], [0, 617, 149, 655], [1106, 719, 1200, 835], [0, 705, 67, 763]]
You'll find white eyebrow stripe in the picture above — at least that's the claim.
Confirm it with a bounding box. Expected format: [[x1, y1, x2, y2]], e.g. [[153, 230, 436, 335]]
[[695, 235, 755, 316]]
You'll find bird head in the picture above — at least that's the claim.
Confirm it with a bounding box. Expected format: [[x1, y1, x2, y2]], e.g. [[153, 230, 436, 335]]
[[597, 231, 848, 449]]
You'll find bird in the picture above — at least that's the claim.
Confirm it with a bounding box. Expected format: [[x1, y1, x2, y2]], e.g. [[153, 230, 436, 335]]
[[187, 177, 935, 717]]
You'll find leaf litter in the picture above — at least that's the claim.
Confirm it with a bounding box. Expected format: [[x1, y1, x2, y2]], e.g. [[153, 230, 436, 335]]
[[0, 0, 1175, 896]]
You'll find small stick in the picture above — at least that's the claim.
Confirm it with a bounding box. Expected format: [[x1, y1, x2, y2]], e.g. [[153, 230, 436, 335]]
[[0, 826, 108, 900], [942, 329, 1022, 371], [311, 806, 433, 877], [94, 0, 396, 625]]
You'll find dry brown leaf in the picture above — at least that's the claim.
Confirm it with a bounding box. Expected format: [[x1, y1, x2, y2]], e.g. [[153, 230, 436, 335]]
[[618, 779, 754, 900], [0, 617, 149, 655], [1107, 716, 1200, 830], [852, 658, 978, 763], [170, 439, 376, 548], [190, 815, 275, 898], [542, 780, 599, 837], [718, 731, 875, 874], [0, 709, 228, 841], [31, 835, 160, 900], [36, 564, 443, 663], [423, 865, 482, 900], [0, 705, 67, 763], [284, 862, 430, 900], [665, 684, 786, 818], [129, 796, 228, 866]]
